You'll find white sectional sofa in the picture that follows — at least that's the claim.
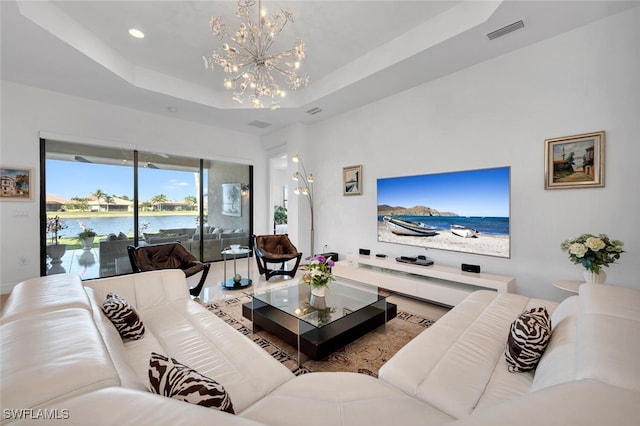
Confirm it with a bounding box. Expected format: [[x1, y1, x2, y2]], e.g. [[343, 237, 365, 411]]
[[1, 270, 639, 425]]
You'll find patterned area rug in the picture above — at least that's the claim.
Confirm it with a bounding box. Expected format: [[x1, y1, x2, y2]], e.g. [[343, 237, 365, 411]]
[[206, 293, 435, 377]]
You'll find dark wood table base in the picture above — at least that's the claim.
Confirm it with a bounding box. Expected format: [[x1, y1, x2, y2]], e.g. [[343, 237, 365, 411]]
[[242, 301, 397, 361]]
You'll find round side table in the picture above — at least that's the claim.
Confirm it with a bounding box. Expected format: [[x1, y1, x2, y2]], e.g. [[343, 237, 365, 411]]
[[221, 246, 252, 289], [552, 279, 583, 294]]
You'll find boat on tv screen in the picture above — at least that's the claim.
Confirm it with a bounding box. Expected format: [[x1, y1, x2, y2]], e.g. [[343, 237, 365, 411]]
[[377, 166, 510, 258]]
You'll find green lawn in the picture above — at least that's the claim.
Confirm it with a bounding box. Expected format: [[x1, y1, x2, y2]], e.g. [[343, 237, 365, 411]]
[[48, 235, 117, 250], [47, 211, 203, 248]]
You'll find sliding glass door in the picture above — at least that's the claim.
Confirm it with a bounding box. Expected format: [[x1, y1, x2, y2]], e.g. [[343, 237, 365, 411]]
[[43, 141, 135, 279], [42, 140, 252, 279], [137, 151, 201, 255]]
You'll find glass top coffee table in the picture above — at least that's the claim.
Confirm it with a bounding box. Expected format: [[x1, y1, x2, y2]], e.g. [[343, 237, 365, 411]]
[[242, 279, 397, 365]]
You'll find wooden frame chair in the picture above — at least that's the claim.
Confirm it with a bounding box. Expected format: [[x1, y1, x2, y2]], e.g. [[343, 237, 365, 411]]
[[253, 234, 302, 280], [127, 242, 210, 297]]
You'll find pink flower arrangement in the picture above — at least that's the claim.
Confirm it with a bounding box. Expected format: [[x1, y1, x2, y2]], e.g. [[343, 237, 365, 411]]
[[46, 216, 68, 245], [300, 255, 335, 289]]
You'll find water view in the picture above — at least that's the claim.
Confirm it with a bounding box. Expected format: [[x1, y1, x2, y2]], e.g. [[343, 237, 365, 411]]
[[377, 215, 509, 236], [56, 214, 199, 238]]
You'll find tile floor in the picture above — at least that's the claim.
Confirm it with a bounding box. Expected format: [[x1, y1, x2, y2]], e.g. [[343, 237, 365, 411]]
[[195, 259, 451, 321]]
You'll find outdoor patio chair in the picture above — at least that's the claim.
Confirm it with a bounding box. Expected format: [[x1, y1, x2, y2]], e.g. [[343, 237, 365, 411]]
[[127, 242, 210, 297], [253, 234, 302, 280]]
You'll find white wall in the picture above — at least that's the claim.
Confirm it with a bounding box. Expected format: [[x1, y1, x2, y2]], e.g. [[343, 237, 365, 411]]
[[3, 8, 638, 300], [274, 7, 640, 301], [0, 82, 266, 293], [261, 124, 312, 258], [266, 145, 289, 234]]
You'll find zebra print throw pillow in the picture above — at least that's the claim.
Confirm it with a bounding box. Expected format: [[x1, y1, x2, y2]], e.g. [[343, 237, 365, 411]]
[[101, 293, 145, 340], [505, 306, 552, 373], [149, 352, 235, 414]]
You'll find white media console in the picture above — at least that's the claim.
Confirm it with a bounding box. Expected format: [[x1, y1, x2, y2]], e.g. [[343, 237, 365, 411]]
[[333, 254, 516, 307]]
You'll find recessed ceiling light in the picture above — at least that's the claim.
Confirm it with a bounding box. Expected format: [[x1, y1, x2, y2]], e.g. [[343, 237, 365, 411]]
[[128, 28, 145, 39]]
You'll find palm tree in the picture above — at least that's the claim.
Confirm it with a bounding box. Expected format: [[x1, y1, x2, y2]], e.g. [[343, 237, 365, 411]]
[[103, 194, 114, 212], [184, 195, 197, 210], [70, 196, 89, 212], [150, 194, 168, 211], [92, 189, 106, 211]]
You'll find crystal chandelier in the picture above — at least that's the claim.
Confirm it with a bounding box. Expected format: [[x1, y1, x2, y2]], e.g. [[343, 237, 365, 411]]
[[203, 0, 309, 110]]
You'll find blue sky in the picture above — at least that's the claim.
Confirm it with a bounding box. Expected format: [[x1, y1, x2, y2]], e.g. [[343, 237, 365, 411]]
[[46, 160, 200, 202], [377, 167, 510, 217]]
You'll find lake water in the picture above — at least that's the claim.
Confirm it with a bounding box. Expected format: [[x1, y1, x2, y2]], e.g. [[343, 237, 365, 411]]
[[61, 215, 199, 237]]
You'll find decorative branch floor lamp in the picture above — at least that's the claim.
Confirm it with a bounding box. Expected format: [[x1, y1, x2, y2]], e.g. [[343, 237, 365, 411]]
[[292, 154, 314, 257]]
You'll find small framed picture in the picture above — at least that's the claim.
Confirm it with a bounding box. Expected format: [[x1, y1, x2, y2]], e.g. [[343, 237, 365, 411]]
[[221, 183, 242, 216], [1, 166, 33, 201], [544, 131, 605, 189], [343, 165, 362, 196]]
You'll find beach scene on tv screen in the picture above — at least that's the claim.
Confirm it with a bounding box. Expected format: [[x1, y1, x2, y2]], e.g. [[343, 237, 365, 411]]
[[377, 167, 510, 258]]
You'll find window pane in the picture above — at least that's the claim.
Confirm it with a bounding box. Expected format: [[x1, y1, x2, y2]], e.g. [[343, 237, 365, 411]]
[[43, 142, 253, 280], [45, 141, 134, 278], [203, 161, 251, 262], [137, 151, 201, 257]]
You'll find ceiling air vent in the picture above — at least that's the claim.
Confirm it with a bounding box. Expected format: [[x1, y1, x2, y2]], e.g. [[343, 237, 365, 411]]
[[306, 107, 322, 115], [486, 20, 525, 40], [248, 120, 271, 128]]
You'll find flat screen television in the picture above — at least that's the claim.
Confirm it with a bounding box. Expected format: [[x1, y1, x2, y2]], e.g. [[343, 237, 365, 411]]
[[377, 166, 510, 258]]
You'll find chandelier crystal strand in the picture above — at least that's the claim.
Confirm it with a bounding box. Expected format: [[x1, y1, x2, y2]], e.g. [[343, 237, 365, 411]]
[[203, 0, 309, 110]]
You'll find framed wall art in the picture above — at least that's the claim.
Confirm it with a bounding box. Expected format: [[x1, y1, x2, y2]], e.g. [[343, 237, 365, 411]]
[[544, 131, 605, 189], [221, 183, 242, 216], [343, 165, 362, 196], [0, 166, 33, 201]]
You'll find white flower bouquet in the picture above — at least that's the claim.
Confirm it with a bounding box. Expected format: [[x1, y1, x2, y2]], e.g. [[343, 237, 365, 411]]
[[560, 233, 624, 273]]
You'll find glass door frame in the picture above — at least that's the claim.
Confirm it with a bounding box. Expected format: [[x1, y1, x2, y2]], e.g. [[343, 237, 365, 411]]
[[40, 138, 253, 278]]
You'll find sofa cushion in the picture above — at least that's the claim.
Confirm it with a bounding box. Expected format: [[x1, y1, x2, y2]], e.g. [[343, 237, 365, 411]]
[[102, 293, 145, 340], [148, 234, 190, 244], [135, 300, 295, 412], [0, 274, 92, 323], [83, 287, 149, 392], [379, 291, 557, 419], [86, 271, 294, 413], [149, 352, 235, 414], [531, 296, 579, 391], [576, 284, 640, 393], [240, 372, 454, 426], [0, 308, 120, 411], [39, 388, 266, 425], [85, 269, 189, 311], [505, 307, 552, 372], [449, 380, 640, 426]]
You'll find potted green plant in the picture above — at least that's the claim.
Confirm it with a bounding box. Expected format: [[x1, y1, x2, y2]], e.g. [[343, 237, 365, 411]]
[[273, 205, 288, 234], [274, 205, 287, 224], [77, 221, 97, 250]]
